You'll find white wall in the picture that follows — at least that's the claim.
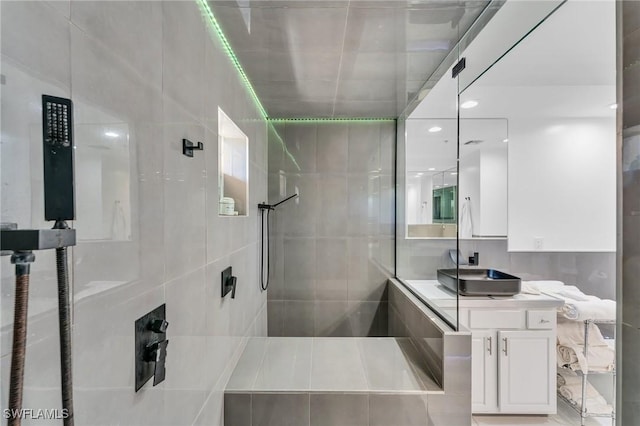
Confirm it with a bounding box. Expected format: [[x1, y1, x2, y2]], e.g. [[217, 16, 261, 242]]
[[458, 147, 507, 237], [407, 174, 438, 225], [420, 174, 433, 224], [407, 177, 420, 224], [508, 118, 616, 251], [459, 150, 481, 233], [0, 2, 268, 425], [480, 148, 508, 236]]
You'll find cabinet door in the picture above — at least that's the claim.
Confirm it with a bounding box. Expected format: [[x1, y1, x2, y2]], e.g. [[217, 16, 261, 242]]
[[472, 330, 498, 413], [498, 330, 556, 414]]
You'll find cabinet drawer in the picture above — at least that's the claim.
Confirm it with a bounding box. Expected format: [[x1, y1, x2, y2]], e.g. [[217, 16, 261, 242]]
[[469, 310, 525, 329], [527, 310, 556, 329]]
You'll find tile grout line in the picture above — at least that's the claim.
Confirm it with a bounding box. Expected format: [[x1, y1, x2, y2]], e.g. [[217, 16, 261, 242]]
[[331, 1, 351, 117]]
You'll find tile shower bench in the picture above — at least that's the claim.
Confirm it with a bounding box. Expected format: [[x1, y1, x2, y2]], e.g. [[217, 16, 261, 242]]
[[224, 337, 442, 426]]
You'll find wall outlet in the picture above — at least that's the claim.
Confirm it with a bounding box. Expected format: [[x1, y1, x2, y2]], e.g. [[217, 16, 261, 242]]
[[534, 237, 544, 250]]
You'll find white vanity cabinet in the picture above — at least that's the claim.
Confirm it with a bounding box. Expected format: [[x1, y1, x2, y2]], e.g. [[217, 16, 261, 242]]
[[402, 280, 564, 415], [461, 306, 559, 415]]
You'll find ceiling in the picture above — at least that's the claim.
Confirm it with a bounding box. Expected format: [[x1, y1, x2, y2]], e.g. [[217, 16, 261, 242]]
[[406, 117, 507, 172], [209, 0, 495, 118]]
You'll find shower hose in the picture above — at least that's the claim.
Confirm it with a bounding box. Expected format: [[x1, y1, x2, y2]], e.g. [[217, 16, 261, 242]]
[[54, 221, 74, 426], [6, 221, 74, 426], [8, 251, 34, 426], [260, 208, 272, 291]]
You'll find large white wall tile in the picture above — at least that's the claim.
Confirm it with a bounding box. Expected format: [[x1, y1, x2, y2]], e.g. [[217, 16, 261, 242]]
[[70, 0, 163, 90], [162, 1, 205, 120], [162, 98, 207, 281], [1, 0, 70, 89], [0, 2, 267, 424]]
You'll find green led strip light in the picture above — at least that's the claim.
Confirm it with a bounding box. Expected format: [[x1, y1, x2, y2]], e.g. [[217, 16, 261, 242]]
[[196, 0, 396, 170], [267, 118, 396, 123], [197, 0, 267, 118], [196, 0, 301, 170]]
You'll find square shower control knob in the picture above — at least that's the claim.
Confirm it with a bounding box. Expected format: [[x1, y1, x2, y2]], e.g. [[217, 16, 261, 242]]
[[149, 319, 169, 333]]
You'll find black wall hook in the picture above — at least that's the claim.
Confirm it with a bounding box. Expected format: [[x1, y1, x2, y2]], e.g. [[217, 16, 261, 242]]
[[182, 138, 203, 157]]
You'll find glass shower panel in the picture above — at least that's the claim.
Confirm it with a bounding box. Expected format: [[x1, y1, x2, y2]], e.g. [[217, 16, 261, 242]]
[[398, 52, 461, 329], [396, 0, 578, 331], [456, 0, 565, 93]]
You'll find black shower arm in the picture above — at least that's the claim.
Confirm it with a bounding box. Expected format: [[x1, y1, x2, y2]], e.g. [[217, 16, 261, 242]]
[[258, 193, 298, 210]]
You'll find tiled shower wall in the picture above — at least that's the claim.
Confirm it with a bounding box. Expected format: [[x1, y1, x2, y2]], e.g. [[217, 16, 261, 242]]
[[0, 1, 267, 425], [620, 1, 640, 424], [266, 122, 395, 336]]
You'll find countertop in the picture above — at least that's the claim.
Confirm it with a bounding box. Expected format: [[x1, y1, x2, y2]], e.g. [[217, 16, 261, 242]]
[[404, 279, 565, 310]]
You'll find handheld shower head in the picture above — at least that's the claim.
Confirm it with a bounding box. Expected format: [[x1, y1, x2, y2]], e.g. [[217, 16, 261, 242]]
[[258, 192, 299, 292]]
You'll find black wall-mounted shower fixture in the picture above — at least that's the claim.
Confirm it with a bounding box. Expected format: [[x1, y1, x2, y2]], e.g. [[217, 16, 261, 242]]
[[135, 304, 169, 392], [258, 193, 299, 291], [222, 266, 237, 298], [257, 192, 298, 211], [182, 138, 203, 157], [42, 95, 75, 221], [3, 94, 78, 426]]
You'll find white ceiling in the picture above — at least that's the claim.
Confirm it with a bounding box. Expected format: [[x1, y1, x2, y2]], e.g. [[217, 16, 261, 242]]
[[210, 0, 496, 118], [406, 117, 508, 171]]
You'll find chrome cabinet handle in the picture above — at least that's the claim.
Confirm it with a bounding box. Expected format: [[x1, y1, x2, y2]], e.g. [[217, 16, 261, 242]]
[[502, 338, 508, 356], [487, 336, 492, 355]]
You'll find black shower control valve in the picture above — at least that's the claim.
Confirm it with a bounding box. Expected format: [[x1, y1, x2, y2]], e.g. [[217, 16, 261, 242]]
[[135, 304, 168, 391], [149, 319, 169, 333], [221, 266, 237, 299]]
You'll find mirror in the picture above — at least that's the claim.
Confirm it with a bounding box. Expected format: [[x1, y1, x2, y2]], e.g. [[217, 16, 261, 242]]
[[75, 122, 132, 241], [459, 0, 616, 252]]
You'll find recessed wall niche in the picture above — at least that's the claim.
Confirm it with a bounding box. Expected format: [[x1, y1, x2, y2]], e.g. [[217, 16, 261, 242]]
[[218, 107, 248, 217]]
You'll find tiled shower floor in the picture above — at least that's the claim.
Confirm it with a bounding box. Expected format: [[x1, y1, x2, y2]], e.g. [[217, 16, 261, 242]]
[[227, 337, 441, 393]]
